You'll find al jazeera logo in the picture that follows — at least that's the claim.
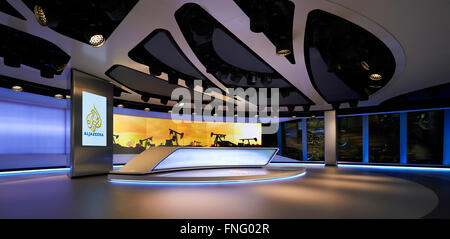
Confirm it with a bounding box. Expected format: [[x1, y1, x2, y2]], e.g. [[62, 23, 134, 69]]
[[84, 105, 104, 137]]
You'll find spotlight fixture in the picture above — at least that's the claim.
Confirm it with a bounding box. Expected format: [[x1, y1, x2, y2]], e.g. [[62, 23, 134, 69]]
[[361, 61, 370, 71], [54, 94, 63, 99], [89, 34, 105, 48], [311, 115, 316, 119], [11, 86, 22, 92], [291, 115, 297, 119], [369, 73, 382, 81], [287, 105, 295, 112], [234, 114, 238, 117], [168, 110, 172, 113], [66, 95, 71, 99], [160, 98, 169, 105], [113, 87, 123, 97], [149, 65, 162, 76], [369, 84, 382, 89], [192, 112, 197, 115], [117, 104, 124, 108], [276, 38, 291, 56], [33, 5, 47, 26], [247, 74, 257, 85], [140, 94, 150, 102], [144, 108, 150, 111], [167, 74, 178, 84], [230, 73, 242, 83], [303, 105, 310, 112]]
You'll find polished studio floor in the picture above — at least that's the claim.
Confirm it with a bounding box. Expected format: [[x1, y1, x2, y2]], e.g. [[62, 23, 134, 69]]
[[0, 158, 449, 218]]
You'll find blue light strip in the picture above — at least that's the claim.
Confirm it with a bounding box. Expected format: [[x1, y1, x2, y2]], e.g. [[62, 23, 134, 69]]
[[362, 115, 369, 163], [444, 110, 450, 165], [302, 119, 308, 161], [400, 112, 407, 164], [270, 163, 324, 167], [338, 164, 450, 172], [109, 171, 307, 186], [0, 165, 123, 177]]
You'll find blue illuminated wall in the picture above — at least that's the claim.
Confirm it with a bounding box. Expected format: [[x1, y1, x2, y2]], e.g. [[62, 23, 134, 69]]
[[0, 88, 70, 170]]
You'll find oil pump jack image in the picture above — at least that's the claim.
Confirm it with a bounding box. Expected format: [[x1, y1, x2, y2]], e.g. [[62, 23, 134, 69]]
[[139, 137, 155, 149], [210, 132, 236, 147], [164, 129, 184, 146], [238, 138, 258, 146], [113, 134, 120, 145]]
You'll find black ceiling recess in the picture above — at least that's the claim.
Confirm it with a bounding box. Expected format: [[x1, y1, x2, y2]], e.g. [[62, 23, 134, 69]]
[[233, 0, 296, 64], [0, 1, 26, 20], [23, 0, 138, 47], [175, 3, 313, 110], [105, 65, 212, 106], [304, 10, 396, 108], [0, 24, 70, 78], [128, 29, 215, 90], [0, 74, 69, 97]]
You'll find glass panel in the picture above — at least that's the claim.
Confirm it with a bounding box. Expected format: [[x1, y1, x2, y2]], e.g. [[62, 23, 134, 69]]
[[369, 114, 400, 163], [307, 118, 324, 161], [281, 122, 301, 160], [407, 111, 444, 165], [337, 116, 363, 162]]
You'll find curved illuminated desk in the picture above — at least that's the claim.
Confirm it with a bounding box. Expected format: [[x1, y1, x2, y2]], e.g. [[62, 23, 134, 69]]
[[108, 147, 306, 184]]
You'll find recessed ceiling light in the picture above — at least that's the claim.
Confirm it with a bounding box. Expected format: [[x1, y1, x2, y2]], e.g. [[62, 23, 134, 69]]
[[33, 5, 46, 26], [276, 49, 291, 56], [168, 110, 172, 113], [291, 115, 297, 119], [234, 114, 238, 117], [192, 112, 197, 115], [117, 104, 124, 108], [89, 34, 105, 48], [65, 95, 71, 99], [311, 115, 316, 119], [54, 94, 63, 99], [144, 108, 150, 111], [361, 61, 370, 71], [369, 84, 382, 89], [11, 86, 22, 92], [369, 73, 382, 81], [254, 114, 259, 118], [213, 113, 218, 116]]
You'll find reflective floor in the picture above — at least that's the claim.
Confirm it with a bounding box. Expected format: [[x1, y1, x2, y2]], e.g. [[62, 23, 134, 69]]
[[0, 157, 449, 218]]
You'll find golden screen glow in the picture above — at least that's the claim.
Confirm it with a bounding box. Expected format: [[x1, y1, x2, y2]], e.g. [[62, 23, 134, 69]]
[[113, 114, 262, 154]]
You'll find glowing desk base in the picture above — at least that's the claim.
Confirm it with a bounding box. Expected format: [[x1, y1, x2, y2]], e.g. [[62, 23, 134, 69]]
[[108, 166, 306, 184], [108, 147, 305, 184]]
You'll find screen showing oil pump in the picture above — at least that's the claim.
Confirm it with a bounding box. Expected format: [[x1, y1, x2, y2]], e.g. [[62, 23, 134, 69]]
[[113, 114, 262, 154]]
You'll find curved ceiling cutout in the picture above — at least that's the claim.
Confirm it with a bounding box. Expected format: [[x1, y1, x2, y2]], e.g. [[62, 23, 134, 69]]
[[0, 1, 25, 20], [233, 0, 296, 64], [128, 29, 212, 88], [304, 9, 396, 105], [23, 0, 138, 47], [105, 65, 187, 101], [175, 3, 313, 107], [212, 28, 273, 73], [0, 24, 70, 78]]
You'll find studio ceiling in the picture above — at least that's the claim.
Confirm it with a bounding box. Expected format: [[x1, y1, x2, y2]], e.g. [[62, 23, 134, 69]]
[[0, 0, 450, 112]]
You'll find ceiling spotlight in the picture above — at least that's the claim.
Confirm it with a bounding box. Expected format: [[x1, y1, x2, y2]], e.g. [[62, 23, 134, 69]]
[[11, 86, 22, 92], [291, 115, 297, 119], [144, 108, 150, 111], [168, 110, 172, 113], [34, 5, 47, 26], [230, 73, 242, 83], [311, 115, 316, 119], [54, 94, 63, 99], [117, 104, 124, 108], [89, 34, 105, 48], [167, 74, 178, 84], [141, 94, 150, 102], [276, 38, 291, 56], [247, 74, 257, 85], [369, 73, 382, 81], [369, 84, 382, 89], [254, 114, 259, 118], [192, 112, 197, 115], [287, 105, 295, 112], [149, 65, 162, 76], [160, 98, 169, 105], [361, 61, 370, 71], [113, 87, 123, 97], [66, 95, 71, 99], [234, 114, 238, 117]]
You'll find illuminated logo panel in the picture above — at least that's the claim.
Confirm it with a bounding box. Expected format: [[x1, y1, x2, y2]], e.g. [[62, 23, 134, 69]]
[[82, 91, 107, 146]]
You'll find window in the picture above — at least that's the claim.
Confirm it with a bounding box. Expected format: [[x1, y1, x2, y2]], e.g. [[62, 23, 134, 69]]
[[407, 111, 444, 165], [307, 118, 324, 161], [337, 116, 363, 162], [281, 122, 301, 160], [369, 114, 400, 163]]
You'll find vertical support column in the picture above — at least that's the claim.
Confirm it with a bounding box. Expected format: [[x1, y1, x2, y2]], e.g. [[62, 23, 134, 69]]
[[444, 110, 450, 165], [362, 115, 369, 163], [400, 112, 407, 164], [277, 122, 282, 155], [324, 111, 337, 166], [302, 119, 308, 161]]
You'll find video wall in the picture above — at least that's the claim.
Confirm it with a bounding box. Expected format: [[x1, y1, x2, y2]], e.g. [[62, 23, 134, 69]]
[[113, 114, 262, 154]]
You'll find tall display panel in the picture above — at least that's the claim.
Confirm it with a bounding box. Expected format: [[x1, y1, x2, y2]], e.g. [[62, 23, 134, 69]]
[[70, 70, 113, 177]]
